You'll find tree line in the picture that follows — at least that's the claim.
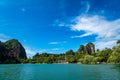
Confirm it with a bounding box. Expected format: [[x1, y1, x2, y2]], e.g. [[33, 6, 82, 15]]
[[20, 40, 120, 64]]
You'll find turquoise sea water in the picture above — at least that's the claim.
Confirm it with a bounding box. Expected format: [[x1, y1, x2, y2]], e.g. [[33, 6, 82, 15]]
[[0, 64, 120, 80]]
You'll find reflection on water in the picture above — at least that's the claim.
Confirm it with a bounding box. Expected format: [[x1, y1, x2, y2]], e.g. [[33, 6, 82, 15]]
[[112, 64, 120, 74], [0, 64, 120, 80], [113, 64, 120, 71]]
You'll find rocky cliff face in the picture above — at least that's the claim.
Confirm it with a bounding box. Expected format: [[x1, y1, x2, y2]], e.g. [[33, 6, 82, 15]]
[[0, 39, 27, 63], [78, 42, 95, 54], [86, 42, 95, 54]]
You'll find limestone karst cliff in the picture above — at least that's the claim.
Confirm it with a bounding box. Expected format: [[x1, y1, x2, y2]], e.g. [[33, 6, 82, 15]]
[[0, 39, 27, 63]]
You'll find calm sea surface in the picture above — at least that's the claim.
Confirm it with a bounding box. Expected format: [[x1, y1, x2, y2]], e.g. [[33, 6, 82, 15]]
[[0, 64, 120, 80]]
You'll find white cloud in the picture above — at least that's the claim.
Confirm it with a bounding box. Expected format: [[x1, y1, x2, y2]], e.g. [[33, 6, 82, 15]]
[[49, 41, 67, 45], [25, 47, 37, 58], [25, 46, 60, 57], [53, 0, 119, 49], [49, 42, 59, 45], [71, 15, 120, 39], [84, 1, 90, 13], [24, 44, 64, 57], [55, 14, 120, 49], [71, 32, 92, 38], [38, 49, 47, 53], [53, 19, 67, 27], [70, 15, 120, 49], [95, 40, 116, 50]]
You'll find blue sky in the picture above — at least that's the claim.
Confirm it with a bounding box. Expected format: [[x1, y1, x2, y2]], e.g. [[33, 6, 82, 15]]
[[0, 0, 120, 57]]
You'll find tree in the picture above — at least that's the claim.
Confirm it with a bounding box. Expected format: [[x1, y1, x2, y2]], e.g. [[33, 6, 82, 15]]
[[78, 45, 85, 54], [80, 55, 94, 64], [66, 49, 74, 56], [33, 53, 39, 57], [108, 45, 120, 63], [65, 49, 74, 62], [97, 48, 112, 62], [117, 40, 120, 45]]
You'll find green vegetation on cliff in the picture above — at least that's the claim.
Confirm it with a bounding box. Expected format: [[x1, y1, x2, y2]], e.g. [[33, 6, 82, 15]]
[[0, 39, 27, 64]]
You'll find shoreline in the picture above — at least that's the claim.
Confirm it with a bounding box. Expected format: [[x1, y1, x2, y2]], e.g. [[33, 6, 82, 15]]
[[1, 63, 120, 65]]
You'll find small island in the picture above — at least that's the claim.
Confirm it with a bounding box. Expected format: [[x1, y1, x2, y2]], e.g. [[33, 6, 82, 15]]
[[0, 39, 120, 64]]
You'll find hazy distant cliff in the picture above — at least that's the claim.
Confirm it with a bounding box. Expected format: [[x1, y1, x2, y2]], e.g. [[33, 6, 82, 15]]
[[0, 39, 27, 63]]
